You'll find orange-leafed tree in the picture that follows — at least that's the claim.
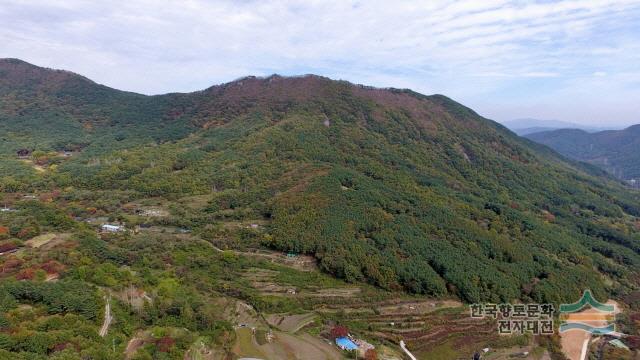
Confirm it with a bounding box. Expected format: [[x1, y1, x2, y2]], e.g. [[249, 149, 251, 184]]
[[1, 257, 23, 273], [365, 349, 378, 360], [16, 267, 35, 280], [0, 226, 9, 240], [40, 260, 64, 274]]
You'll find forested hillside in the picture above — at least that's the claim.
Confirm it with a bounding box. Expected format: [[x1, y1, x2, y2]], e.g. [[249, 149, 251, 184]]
[[526, 125, 640, 181], [2, 58, 640, 307]]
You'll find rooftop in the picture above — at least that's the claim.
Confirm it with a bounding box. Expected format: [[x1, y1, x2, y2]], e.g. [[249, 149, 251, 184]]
[[336, 337, 358, 351]]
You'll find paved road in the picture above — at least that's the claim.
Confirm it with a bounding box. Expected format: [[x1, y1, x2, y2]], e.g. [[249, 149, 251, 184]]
[[99, 297, 112, 337], [400, 340, 417, 360]]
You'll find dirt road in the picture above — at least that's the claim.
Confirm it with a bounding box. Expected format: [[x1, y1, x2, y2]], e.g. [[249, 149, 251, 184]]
[[99, 297, 112, 337]]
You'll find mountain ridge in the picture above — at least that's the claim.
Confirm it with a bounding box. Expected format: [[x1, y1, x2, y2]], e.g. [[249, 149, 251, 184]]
[[502, 118, 619, 135], [2, 59, 640, 304], [526, 124, 640, 181]]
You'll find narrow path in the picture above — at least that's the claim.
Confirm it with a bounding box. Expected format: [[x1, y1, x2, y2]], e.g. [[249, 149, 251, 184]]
[[99, 297, 112, 337], [400, 340, 417, 360], [579, 338, 589, 360]]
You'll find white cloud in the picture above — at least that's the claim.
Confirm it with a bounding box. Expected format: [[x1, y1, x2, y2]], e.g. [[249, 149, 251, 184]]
[[0, 0, 639, 125]]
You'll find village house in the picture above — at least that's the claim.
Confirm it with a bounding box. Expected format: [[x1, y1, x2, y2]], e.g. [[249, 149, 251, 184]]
[[335, 337, 358, 351], [101, 224, 125, 233]]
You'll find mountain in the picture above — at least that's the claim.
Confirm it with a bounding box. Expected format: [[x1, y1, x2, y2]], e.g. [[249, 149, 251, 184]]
[[2, 59, 640, 306], [526, 125, 640, 182], [502, 118, 615, 135], [0, 58, 196, 156]]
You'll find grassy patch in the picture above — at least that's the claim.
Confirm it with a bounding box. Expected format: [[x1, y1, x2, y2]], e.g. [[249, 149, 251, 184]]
[[24, 233, 57, 248], [234, 327, 264, 358], [418, 342, 460, 360]]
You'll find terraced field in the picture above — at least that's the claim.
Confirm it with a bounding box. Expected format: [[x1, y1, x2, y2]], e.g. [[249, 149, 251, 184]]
[[241, 267, 361, 299]]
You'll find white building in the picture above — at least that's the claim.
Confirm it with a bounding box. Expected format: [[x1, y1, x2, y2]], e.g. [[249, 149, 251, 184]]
[[101, 224, 125, 232]]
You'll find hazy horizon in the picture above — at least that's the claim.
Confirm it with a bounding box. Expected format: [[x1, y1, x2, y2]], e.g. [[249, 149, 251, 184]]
[[1, 0, 639, 127]]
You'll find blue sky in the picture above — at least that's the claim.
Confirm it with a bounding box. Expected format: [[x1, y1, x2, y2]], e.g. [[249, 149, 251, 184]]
[[1, 0, 639, 126]]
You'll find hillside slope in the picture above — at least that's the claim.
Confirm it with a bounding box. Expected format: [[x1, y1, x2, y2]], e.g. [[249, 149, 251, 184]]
[[527, 125, 640, 181], [0, 58, 194, 155], [2, 59, 640, 304]]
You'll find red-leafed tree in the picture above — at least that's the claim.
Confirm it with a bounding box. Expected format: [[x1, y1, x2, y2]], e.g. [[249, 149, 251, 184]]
[[625, 336, 640, 350], [0, 242, 17, 253], [157, 336, 175, 352], [16, 267, 35, 280], [40, 260, 64, 274], [2, 257, 23, 273], [17, 227, 38, 240], [330, 325, 349, 339], [52, 342, 69, 352], [365, 349, 378, 360]]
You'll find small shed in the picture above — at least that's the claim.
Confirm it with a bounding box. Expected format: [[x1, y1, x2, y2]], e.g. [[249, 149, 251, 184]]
[[101, 224, 124, 233], [336, 337, 358, 351]]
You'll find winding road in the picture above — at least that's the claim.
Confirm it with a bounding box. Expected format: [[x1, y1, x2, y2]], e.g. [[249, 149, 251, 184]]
[[99, 297, 112, 337]]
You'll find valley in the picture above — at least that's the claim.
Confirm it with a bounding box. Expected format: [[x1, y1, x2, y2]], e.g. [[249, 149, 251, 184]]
[[525, 126, 640, 186]]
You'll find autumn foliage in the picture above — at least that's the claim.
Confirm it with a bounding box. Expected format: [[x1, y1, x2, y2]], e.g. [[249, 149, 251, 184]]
[[330, 325, 348, 339], [16, 267, 36, 280], [1, 257, 23, 273], [365, 349, 378, 360], [0, 242, 17, 253], [0, 226, 9, 240], [40, 260, 64, 274], [156, 336, 175, 352]]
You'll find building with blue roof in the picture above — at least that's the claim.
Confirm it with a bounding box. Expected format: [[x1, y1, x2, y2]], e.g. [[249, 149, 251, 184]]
[[335, 337, 358, 351]]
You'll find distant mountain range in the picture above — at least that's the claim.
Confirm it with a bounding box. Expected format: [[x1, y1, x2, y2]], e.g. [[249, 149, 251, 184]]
[[502, 118, 619, 135], [526, 125, 640, 182]]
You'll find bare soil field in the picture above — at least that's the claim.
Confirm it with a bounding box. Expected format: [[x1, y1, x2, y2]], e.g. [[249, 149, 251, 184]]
[[25, 233, 70, 248], [376, 299, 462, 315], [241, 267, 360, 299], [232, 328, 265, 358], [265, 313, 316, 333], [231, 309, 341, 360], [257, 331, 342, 360], [124, 331, 146, 359], [235, 249, 317, 272]]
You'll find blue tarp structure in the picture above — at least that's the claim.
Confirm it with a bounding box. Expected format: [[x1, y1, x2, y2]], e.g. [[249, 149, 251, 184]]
[[336, 337, 358, 350]]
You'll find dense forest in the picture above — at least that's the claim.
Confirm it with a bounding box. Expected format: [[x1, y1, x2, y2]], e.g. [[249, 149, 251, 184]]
[[2, 58, 640, 307]]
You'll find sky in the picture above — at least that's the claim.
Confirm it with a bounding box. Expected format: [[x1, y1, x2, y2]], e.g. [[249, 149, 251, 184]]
[[1, 0, 639, 126]]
